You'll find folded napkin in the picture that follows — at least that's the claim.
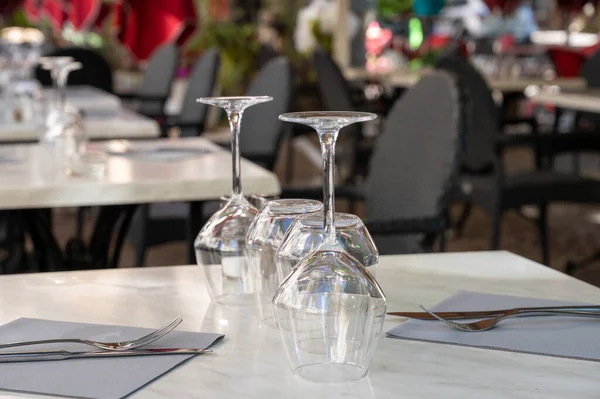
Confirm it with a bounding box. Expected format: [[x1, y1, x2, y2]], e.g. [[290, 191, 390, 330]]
[[0, 318, 223, 399], [387, 291, 600, 362]]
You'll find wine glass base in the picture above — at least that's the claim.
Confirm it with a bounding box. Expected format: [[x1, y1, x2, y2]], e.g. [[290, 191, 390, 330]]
[[293, 363, 367, 383]]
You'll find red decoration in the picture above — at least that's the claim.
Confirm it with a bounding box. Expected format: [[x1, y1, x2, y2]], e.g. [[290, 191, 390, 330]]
[[68, 0, 101, 30], [118, 0, 196, 61], [24, 0, 67, 31], [483, 0, 522, 15]]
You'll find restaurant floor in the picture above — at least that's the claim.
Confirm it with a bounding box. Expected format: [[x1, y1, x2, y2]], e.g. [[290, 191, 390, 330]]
[[51, 145, 600, 288]]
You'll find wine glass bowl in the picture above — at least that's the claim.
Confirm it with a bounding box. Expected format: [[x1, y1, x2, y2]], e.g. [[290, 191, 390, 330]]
[[276, 212, 378, 282], [194, 96, 274, 305], [246, 199, 323, 327], [273, 111, 386, 383]]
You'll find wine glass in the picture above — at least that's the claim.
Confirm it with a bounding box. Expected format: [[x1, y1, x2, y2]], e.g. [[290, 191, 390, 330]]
[[39, 57, 82, 113], [246, 199, 323, 328], [194, 96, 273, 305], [276, 212, 378, 282], [273, 111, 386, 383]]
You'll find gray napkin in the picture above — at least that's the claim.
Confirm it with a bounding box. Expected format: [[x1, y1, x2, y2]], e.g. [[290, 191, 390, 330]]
[[0, 318, 224, 399], [387, 291, 600, 362]]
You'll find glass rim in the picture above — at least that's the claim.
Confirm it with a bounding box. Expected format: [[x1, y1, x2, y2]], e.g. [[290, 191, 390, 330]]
[[279, 111, 377, 124], [196, 96, 273, 103], [297, 212, 362, 229], [266, 199, 322, 215]]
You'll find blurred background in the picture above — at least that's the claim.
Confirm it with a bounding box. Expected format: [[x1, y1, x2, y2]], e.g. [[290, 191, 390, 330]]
[[2, 0, 600, 287]]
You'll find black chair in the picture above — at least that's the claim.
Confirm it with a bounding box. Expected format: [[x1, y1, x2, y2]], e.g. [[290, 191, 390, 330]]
[[35, 47, 114, 93], [122, 43, 178, 121], [581, 49, 600, 88], [312, 50, 380, 179], [240, 56, 292, 170], [338, 71, 466, 254], [127, 57, 293, 267], [437, 55, 600, 266], [165, 49, 220, 137]]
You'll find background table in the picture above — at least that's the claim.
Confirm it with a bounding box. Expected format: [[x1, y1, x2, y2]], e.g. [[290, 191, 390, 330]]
[[0, 137, 280, 210], [44, 86, 122, 114], [0, 251, 597, 398], [0, 109, 160, 143], [344, 66, 587, 93], [529, 89, 600, 113]]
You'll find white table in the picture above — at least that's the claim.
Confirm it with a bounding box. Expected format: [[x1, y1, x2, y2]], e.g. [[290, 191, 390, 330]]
[[529, 89, 600, 113], [0, 137, 280, 209], [0, 109, 160, 143], [45, 86, 122, 114], [344, 66, 588, 93], [0, 251, 598, 398]]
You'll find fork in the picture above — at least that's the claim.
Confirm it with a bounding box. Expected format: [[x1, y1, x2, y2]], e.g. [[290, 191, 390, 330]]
[[0, 316, 182, 351], [420, 306, 600, 332]]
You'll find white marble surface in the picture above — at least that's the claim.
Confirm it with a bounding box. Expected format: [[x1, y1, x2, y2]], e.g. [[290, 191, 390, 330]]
[[45, 85, 122, 114], [529, 89, 600, 113], [344, 66, 587, 92], [0, 109, 160, 142], [0, 251, 598, 398], [0, 137, 280, 209]]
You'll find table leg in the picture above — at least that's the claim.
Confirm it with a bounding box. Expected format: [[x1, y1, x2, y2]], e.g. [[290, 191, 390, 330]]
[[23, 209, 65, 272], [187, 201, 204, 264]]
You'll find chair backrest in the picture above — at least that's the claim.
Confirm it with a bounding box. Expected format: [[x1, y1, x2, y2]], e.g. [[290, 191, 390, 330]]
[[366, 71, 464, 225], [581, 49, 600, 88], [177, 49, 220, 137], [239, 56, 292, 168], [35, 47, 114, 93], [137, 43, 178, 116], [436, 55, 498, 172], [313, 49, 354, 111]]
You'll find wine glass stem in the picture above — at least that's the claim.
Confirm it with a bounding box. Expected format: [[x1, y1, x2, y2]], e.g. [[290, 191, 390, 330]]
[[318, 129, 339, 245], [227, 110, 244, 198], [57, 68, 68, 111]]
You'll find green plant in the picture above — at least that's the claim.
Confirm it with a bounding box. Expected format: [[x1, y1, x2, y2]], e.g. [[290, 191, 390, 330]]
[[187, 21, 259, 95], [378, 0, 413, 21]]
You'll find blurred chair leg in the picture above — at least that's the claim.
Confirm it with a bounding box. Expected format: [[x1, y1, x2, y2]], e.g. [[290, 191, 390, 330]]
[[110, 205, 138, 269], [187, 201, 204, 264], [538, 202, 549, 266], [134, 205, 149, 267], [454, 202, 472, 237], [490, 208, 502, 250]]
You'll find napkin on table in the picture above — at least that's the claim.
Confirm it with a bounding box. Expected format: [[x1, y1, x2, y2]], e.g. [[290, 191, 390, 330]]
[[0, 318, 223, 399], [387, 290, 600, 362]]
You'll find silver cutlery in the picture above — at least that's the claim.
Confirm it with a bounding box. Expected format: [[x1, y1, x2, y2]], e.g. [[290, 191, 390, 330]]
[[0, 316, 183, 351], [419, 305, 600, 332], [0, 347, 211, 363], [387, 305, 600, 320]]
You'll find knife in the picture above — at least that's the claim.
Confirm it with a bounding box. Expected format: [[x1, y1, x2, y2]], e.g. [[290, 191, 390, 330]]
[[0, 348, 212, 363], [387, 305, 600, 320]]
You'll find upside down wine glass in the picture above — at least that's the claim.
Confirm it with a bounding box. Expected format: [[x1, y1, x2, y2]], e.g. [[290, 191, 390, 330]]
[[273, 112, 387, 383], [194, 96, 273, 305]]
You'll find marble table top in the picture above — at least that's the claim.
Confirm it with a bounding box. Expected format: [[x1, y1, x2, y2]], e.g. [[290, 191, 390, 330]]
[[44, 85, 122, 114], [529, 89, 600, 113], [0, 251, 598, 398], [344, 66, 587, 93], [0, 109, 160, 143], [0, 137, 280, 209]]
